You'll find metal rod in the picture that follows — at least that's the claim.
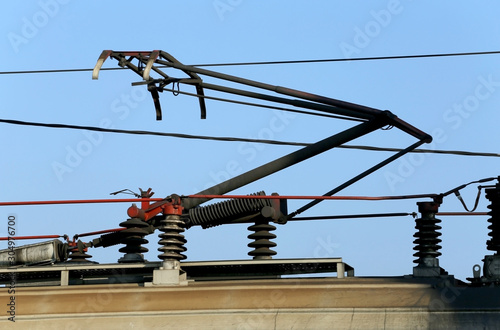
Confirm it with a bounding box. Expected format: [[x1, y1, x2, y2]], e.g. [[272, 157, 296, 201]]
[[76, 228, 125, 238], [185, 194, 437, 201], [186, 81, 373, 120], [161, 87, 361, 121], [437, 212, 488, 216], [182, 119, 386, 209], [0, 193, 440, 208], [291, 212, 416, 221], [288, 139, 427, 219]]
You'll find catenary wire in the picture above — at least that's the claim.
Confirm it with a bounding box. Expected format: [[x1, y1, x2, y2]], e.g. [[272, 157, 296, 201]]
[[0, 118, 499, 158], [192, 50, 500, 67], [0, 50, 499, 75]]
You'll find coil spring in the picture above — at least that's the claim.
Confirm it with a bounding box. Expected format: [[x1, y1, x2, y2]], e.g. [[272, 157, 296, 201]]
[[248, 220, 277, 259], [413, 202, 442, 264], [118, 217, 149, 263], [158, 215, 187, 261], [188, 191, 272, 228], [486, 186, 500, 254]]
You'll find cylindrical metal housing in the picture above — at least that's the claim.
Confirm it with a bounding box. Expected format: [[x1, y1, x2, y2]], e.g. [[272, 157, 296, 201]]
[[0, 239, 68, 266]]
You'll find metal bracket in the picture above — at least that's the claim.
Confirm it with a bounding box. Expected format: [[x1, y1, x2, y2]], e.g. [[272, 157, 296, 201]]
[[92, 50, 207, 120]]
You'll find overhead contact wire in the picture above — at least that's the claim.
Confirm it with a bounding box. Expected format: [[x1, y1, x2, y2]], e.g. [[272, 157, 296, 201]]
[[1, 50, 500, 75], [0, 118, 498, 158]]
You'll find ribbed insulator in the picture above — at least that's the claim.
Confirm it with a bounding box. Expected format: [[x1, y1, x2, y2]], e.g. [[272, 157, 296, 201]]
[[188, 191, 272, 228], [66, 240, 92, 263], [248, 220, 277, 259], [486, 187, 500, 254], [118, 217, 149, 263], [158, 215, 187, 261], [67, 249, 92, 263], [413, 202, 442, 264]]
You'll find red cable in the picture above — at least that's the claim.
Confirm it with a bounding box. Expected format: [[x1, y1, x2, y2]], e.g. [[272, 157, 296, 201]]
[[0, 198, 163, 207], [0, 228, 126, 242], [0, 193, 440, 207], [0, 235, 62, 241]]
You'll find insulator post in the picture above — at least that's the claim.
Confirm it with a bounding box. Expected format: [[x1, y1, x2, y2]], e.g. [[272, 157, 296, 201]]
[[158, 215, 187, 262], [480, 184, 500, 283], [413, 201, 443, 277], [247, 219, 277, 260], [118, 217, 149, 263], [67, 240, 93, 263], [486, 186, 500, 255]]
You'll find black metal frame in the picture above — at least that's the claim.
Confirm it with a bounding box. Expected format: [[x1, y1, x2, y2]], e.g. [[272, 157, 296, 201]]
[[93, 50, 432, 218]]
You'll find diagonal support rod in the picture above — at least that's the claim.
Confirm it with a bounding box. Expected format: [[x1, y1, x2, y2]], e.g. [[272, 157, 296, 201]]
[[183, 118, 387, 209], [287, 139, 427, 219]]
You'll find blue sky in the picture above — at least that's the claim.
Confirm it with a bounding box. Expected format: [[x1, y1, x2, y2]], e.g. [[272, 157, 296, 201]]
[[1, 1, 499, 281]]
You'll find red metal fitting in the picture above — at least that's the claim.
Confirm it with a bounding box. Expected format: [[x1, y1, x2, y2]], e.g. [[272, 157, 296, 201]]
[[127, 193, 183, 221], [159, 194, 183, 216], [68, 240, 88, 253], [127, 204, 146, 219]]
